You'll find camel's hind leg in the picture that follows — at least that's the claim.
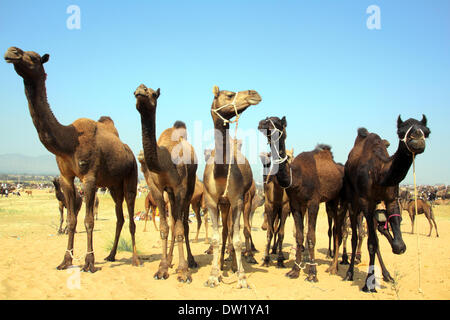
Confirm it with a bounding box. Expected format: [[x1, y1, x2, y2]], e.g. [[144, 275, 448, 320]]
[[275, 206, 289, 268], [58, 202, 65, 234], [305, 202, 320, 282], [429, 207, 439, 237], [261, 203, 275, 267], [124, 176, 140, 267], [192, 201, 202, 242], [104, 186, 125, 263], [204, 198, 222, 287], [242, 195, 256, 264]]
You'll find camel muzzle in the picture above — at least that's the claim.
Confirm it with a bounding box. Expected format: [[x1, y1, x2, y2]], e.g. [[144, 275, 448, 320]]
[[4, 47, 23, 63]]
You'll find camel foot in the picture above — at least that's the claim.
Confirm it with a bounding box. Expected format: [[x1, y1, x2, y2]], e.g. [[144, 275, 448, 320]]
[[56, 257, 73, 270], [245, 255, 257, 264], [132, 254, 141, 267], [355, 253, 362, 265], [344, 270, 354, 281], [81, 259, 99, 273], [104, 253, 116, 262], [188, 256, 198, 269], [382, 271, 394, 283], [57, 229, 64, 235], [204, 245, 213, 255], [340, 254, 349, 265], [286, 267, 300, 279], [305, 274, 318, 282], [326, 266, 338, 275], [236, 274, 250, 289], [276, 259, 286, 268], [204, 274, 222, 288], [154, 269, 169, 280], [362, 285, 377, 293], [261, 257, 270, 267], [177, 268, 192, 284]]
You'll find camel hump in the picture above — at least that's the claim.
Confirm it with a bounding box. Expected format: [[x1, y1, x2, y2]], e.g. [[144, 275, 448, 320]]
[[98, 116, 114, 124], [97, 116, 120, 137], [358, 127, 369, 138], [315, 144, 331, 152]]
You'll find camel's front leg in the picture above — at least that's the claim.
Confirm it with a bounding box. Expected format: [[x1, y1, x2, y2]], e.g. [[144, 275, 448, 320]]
[[56, 176, 77, 270], [232, 198, 250, 289], [154, 197, 170, 280], [205, 202, 222, 287], [81, 179, 99, 273]]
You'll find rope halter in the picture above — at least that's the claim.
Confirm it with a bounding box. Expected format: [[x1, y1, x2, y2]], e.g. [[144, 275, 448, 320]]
[[266, 118, 288, 164], [212, 92, 240, 126], [400, 125, 425, 154]]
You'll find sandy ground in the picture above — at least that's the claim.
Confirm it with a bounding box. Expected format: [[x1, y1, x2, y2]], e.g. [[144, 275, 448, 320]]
[[0, 189, 448, 300]]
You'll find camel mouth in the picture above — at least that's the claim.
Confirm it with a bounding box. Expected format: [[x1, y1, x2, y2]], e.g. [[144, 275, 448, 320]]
[[248, 97, 262, 105], [4, 47, 23, 63]]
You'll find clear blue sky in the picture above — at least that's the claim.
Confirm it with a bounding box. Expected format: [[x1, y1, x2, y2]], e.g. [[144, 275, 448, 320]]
[[1, 0, 449, 184]]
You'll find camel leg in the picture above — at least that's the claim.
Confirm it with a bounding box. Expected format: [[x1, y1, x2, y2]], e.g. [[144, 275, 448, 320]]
[[327, 203, 346, 274], [219, 204, 231, 269], [174, 206, 191, 283], [104, 187, 125, 262], [276, 206, 288, 268], [344, 205, 359, 281], [410, 211, 415, 234], [183, 200, 198, 269], [124, 177, 140, 267], [355, 213, 364, 264], [286, 207, 306, 279], [58, 202, 65, 234], [204, 200, 222, 288], [326, 203, 334, 259], [193, 202, 202, 242], [271, 215, 280, 254], [305, 202, 319, 282], [143, 199, 150, 232], [81, 179, 98, 273], [430, 208, 439, 237], [154, 196, 170, 280], [167, 209, 176, 268], [362, 203, 378, 293], [242, 197, 256, 264], [261, 203, 275, 267], [231, 198, 249, 289], [56, 176, 77, 270], [340, 217, 350, 265], [376, 245, 393, 282], [203, 208, 210, 244]]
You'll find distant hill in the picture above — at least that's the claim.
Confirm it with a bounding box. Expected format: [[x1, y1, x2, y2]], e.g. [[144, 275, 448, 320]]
[[0, 154, 59, 175]]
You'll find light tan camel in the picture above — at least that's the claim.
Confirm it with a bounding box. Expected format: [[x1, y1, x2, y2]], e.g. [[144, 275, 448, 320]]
[[5, 47, 140, 272], [134, 84, 198, 283], [203, 85, 261, 288]]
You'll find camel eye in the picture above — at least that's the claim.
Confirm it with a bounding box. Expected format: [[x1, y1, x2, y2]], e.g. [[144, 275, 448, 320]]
[[227, 94, 233, 99]]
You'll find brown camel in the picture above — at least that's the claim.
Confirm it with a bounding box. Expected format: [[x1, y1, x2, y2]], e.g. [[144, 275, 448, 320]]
[[52, 177, 82, 234], [134, 84, 198, 283], [25, 190, 33, 196], [5, 47, 140, 272], [341, 115, 430, 292], [203, 85, 262, 288], [404, 198, 439, 237], [191, 178, 209, 243], [258, 116, 344, 282], [259, 151, 291, 268]]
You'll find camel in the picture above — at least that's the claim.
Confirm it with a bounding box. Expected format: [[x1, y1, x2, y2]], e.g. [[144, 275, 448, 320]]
[[191, 179, 209, 243], [203, 85, 262, 288], [25, 190, 33, 196], [403, 198, 439, 237], [52, 177, 82, 234], [5, 47, 140, 272], [134, 84, 198, 283], [258, 116, 344, 282], [341, 115, 430, 292], [259, 151, 291, 268]]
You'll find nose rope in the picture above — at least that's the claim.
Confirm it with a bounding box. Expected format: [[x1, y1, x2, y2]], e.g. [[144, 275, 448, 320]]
[[384, 214, 401, 230], [401, 126, 425, 154]]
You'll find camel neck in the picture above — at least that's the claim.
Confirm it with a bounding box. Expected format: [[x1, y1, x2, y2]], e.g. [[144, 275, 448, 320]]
[[23, 77, 76, 156], [270, 137, 292, 189], [139, 108, 162, 173], [213, 117, 231, 177], [380, 141, 414, 186]]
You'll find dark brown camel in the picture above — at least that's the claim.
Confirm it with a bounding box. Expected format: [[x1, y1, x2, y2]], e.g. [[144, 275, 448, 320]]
[[191, 178, 209, 243], [341, 115, 430, 292], [404, 198, 439, 237], [258, 116, 344, 282], [203, 86, 262, 288], [134, 84, 198, 283], [5, 47, 140, 272], [259, 151, 291, 268], [52, 177, 82, 234]]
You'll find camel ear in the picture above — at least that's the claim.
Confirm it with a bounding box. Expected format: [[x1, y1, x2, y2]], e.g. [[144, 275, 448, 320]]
[[155, 88, 160, 99], [421, 114, 427, 126], [41, 54, 49, 64], [281, 116, 287, 128], [397, 115, 403, 127], [212, 85, 220, 98]]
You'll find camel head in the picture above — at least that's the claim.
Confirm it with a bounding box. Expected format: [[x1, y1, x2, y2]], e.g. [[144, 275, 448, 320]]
[[397, 114, 430, 155], [211, 85, 261, 123], [134, 84, 160, 114], [258, 116, 287, 145], [286, 148, 294, 163], [4, 47, 49, 80]]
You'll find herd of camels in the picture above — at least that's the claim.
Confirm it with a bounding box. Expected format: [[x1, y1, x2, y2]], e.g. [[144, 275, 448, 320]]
[[5, 46, 432, 293]]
